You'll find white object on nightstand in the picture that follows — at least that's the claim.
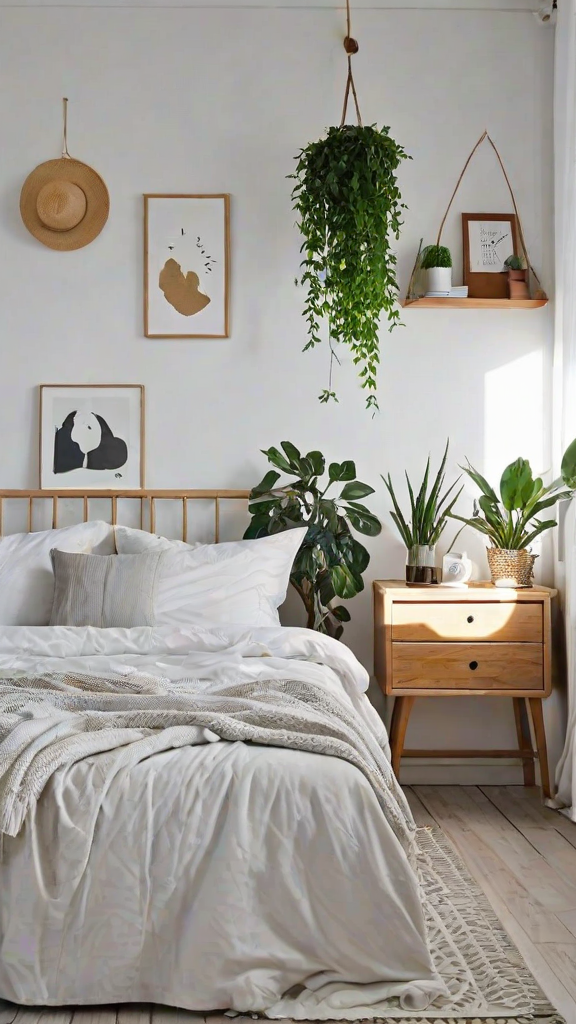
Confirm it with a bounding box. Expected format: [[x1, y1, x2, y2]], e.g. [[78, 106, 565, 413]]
[[441, 551, 472, 587]]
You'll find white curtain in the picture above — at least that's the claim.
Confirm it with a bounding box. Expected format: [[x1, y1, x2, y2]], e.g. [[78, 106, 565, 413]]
[[549, 0, 576, 815]]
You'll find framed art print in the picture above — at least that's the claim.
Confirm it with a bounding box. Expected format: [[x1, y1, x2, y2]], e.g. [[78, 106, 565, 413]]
[[462, 213, 519, 298], [144, 194, 230, 338], [40, 384, 145, 490]]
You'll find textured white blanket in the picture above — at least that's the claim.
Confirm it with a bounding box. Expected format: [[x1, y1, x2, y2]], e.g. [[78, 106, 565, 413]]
[[0, 668, 413, 850], [0, 625, 445, 1017]]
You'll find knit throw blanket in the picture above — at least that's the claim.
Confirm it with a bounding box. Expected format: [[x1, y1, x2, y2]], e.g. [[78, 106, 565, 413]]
[[0, 671, 414, 851]]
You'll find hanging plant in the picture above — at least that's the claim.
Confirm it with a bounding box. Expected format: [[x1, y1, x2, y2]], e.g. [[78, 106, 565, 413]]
[[290, 13, 410, 411]]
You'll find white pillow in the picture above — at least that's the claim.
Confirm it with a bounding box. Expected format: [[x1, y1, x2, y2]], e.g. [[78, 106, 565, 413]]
[[0, 521, 114, 626], [115, 526, 307, 628], [114, 526, 199, 554]]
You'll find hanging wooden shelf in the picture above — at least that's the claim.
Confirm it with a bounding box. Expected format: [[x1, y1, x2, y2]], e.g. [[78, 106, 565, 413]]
[[402, 297, 548, 310]]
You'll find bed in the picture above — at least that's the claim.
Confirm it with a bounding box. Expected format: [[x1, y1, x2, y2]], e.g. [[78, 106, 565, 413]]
[[0, 490, 448, 1020]]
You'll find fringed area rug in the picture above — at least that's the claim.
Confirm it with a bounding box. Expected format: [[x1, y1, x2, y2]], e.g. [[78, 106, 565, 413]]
[[367, 825, 565, 1024]]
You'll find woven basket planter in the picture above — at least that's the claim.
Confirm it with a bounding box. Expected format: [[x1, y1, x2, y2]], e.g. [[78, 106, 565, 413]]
[[487, 547, 536, 588]]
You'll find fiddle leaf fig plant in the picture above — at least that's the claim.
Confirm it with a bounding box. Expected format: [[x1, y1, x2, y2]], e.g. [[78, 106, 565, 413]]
[[290, 124, 410, 411], [244, 442, 381, 638]]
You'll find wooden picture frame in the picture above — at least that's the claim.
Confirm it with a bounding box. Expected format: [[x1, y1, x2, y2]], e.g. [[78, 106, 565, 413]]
[[39, 384, 145, 491], [462, 213, 519, 299], [144, 194, 230, 338]]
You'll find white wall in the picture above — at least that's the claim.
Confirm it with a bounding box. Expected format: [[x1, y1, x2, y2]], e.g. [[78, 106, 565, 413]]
[[0, 2, 556, 781]]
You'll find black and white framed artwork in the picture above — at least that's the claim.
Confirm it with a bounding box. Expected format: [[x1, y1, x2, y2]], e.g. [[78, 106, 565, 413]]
[[39, 385, 145, 490]]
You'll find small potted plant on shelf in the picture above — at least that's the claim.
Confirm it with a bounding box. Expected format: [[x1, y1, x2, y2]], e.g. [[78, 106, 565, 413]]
[[503, 254, 529, 300], [449, 443, 576, 587], [383, 441, 462, 585], [420, 244, 453, 296], [244, 442, 381, 638]]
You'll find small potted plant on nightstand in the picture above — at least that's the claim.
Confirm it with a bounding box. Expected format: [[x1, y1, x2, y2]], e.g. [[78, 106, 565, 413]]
[[503, 254, 529, 300], [383, 440, 463, 585], [449, 443, 576, 587], [420, 244, 453, 295]]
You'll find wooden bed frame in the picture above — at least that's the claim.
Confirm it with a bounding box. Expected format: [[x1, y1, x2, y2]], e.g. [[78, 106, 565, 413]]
[[0, 490, 251, 543]]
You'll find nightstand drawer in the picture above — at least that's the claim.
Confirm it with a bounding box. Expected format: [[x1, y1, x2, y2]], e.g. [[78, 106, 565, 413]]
[[392, 642, 543, 691], [391, 601, 542, 643]]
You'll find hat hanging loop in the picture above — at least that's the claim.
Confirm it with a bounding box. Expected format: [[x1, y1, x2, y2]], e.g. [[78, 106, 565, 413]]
[[340, 0, 362, 127], [61, 97, 71, 160]]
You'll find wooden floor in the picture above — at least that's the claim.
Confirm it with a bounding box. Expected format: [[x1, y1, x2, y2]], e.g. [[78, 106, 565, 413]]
[[1, 786, 576, 1023]]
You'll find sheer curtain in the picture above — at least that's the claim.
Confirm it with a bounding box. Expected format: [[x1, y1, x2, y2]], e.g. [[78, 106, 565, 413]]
[[549, 0, 576, 815]]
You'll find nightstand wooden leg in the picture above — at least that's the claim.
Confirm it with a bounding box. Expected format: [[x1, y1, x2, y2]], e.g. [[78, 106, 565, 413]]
[[527, 697, 551, 799], [389, 696, 415, 778], [513, 697, 536, 787]]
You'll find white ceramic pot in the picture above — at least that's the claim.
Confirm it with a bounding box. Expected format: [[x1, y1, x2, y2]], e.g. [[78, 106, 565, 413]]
[[427, 266, 452, 294]]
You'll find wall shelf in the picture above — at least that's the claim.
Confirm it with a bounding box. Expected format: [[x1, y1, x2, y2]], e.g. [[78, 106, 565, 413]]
[[402, 298, 548, 309]]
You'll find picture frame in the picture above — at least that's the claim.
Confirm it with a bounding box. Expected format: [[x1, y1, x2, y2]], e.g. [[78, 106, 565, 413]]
[[462, 213, 519, 299], [39, 384, 145, 491], [144, 194, 230, 338]]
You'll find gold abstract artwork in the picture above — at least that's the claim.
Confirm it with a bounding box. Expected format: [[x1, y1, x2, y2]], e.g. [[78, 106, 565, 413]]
[[158, 258, 211, 317]]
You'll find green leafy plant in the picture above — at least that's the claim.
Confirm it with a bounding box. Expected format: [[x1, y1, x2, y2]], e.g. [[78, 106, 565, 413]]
[[449, 447, 576, 549], [290, 124, 410, 411], [503, 254, 525, 272], [382, 441, 462, 549], [420, 245, 452, 270], [244, 442, 381, 638]]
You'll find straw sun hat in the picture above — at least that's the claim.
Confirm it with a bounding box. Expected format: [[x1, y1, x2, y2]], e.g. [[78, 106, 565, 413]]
[[20, 100, 109, 251]]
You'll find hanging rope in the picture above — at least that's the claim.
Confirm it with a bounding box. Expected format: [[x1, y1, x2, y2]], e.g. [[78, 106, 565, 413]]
[[61, 97, 71, 159], [435, 129, 544, 291], [340, 0, 363, 127]]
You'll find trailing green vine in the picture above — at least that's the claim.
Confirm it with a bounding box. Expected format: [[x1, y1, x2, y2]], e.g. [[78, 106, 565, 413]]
[[290, 123, 410, 410]]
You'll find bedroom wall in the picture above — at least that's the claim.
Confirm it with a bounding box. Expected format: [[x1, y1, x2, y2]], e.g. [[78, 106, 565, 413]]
[[0, 0, 556, 782]]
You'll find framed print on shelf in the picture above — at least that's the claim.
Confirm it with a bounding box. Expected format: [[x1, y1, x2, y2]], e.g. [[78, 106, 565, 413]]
[[39, 384, 145, 491], [462, 213, 519, 299], [144, 194, 230, 338]]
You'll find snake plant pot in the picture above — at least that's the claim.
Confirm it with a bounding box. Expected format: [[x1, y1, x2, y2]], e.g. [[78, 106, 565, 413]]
[[426, 266, 452, 294], [406, 544, 442, 586], [507, 269, 530, 300], [487, 547, 536, 588]]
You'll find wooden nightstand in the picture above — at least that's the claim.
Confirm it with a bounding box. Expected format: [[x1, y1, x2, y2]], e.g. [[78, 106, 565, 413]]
[[373, 580, 557, 797]]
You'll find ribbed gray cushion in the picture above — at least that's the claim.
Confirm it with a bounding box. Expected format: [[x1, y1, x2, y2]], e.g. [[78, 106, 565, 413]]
[[50, 549, 165, 628]]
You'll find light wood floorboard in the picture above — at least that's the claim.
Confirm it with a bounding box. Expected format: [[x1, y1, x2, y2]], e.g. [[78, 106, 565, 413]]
[[1, 786, 576, 1022], [414, 784, 576, 1020]]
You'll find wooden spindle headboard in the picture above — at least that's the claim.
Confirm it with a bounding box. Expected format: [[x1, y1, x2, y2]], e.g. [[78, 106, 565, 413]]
[[0, 490, 251, 544]]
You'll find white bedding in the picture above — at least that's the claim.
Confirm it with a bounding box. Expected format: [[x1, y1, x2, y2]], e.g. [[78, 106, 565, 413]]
[[0, 625, 446, 1018]]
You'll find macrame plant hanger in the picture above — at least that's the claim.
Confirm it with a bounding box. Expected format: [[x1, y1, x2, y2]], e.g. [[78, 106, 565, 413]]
[[324, 0, 364, 399], [404, 130, 547, 303], [340, 0, 362, 127]]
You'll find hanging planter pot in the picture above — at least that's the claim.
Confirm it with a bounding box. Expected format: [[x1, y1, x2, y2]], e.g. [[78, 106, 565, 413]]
[[290, 12, 410, 411]]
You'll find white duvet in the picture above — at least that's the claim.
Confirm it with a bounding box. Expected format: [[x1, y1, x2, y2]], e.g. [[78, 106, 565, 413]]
[[0, 625, 446, 1018]]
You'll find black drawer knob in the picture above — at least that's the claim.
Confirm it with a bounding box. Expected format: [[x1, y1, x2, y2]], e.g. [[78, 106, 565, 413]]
[[469, 660, 479, 671], [467, 615, 474, 623]]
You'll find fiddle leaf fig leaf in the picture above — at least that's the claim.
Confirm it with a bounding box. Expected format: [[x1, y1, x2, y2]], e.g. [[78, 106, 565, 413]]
[[340, 481, 375, 501]]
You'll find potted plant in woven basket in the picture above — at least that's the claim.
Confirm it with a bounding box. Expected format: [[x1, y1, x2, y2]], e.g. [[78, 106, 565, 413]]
[[449, 444, 576, 587], [383, 441, 463, 585]]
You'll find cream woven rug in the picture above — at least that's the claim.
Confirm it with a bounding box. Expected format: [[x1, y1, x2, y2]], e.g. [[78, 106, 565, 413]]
[[362, 825, 564, 1024]]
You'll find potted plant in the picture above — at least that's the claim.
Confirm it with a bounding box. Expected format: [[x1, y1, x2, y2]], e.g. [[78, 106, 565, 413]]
[[290, 125, 410, 410], [244, 442, 381, 637], [503, 254, 529, 300], [420, 244, 453, 295], [449, 443, 576, 587], [382, 441, 462, 585]]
